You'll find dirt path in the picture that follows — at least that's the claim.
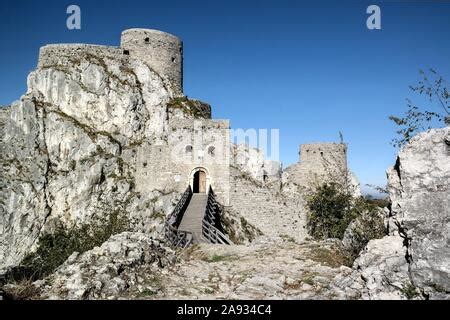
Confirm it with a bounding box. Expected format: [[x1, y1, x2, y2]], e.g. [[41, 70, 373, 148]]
[[123, 240, 361, 300]]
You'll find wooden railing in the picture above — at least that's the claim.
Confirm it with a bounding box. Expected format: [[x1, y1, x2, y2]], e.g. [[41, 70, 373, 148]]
[[164, 186, 194, 248], [202, 219, 230, 244], [164, 224, 193, 249], [201, 187, 231, 245], [166, 186, 192, 228]]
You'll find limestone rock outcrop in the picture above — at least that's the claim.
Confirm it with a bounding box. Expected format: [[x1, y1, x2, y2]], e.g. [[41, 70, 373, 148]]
[[387, 127, 450, 298], [36, 232, 176, 299], [231, 144, 281, 184], [351, 235, 411, 299], [342, 128, 450, 299], [0, 45, 180, 270], [341, 207, 385, 259]]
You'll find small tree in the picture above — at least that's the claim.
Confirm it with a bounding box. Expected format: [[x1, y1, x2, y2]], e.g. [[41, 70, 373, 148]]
[[390, 69, 449, 148], [306, 183, 354, 240], [306, 182, 387, 251]]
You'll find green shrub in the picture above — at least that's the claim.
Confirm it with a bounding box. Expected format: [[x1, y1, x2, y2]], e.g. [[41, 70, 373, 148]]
[[306, 183, 386, 243], [306, 183, 355, 240], [5, 211, 129, 282], [363, 196, 391, 209], [344, 198, 386, 260], [139, 288, 158, 297], [401, 282, 420, 300]]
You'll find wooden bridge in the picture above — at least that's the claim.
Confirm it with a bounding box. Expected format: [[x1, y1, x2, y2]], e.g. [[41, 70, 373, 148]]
[[164, 186, 231, 248]]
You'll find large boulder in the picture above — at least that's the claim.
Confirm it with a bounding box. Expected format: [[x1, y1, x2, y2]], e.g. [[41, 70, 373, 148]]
[[352, 235, 411, 299], [344, 128, 450, 299], [35, 232, 176, 299], [342, 207, 386, 259], [387, 127, 450, 298]]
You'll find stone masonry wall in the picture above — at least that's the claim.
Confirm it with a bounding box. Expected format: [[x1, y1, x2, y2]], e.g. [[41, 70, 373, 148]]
[[121, 29, 183, 96], [283, 143, 348, 193], [230, 167, 307, 241], [38, 44, 125, 69], [135, 118, 231, 205]]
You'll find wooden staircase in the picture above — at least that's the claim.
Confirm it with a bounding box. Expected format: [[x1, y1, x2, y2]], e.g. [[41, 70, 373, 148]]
[[178, 194, 208, 243], [164, 187, 231, 248]]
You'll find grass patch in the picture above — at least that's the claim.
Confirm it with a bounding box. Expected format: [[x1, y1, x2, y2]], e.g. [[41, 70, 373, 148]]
[[167, 97, 211, 119], [2, 280, 40, 300], [306, 246, 350, 268], [280, 234, 296, 243], [284, 273, 316, 290], [203, 288, 215, 294], [150, 210, 165, 220], [202, 254, 237, 263], [302, 275, 315, 286], [139, 288, 158, 297], [401, 282, 420, 300], [4, 211, 129, 283]]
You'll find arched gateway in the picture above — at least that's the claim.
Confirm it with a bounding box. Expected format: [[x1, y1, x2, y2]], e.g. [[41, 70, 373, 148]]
[[189, 167, 209, 193], [164, 166, 230, 247]]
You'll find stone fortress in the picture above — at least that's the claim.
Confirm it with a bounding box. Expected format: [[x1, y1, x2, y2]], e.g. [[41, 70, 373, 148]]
[[119, 29, 356, 243], [39, 29, 184, 96], [37, 29, 236, 205], [283, 143, 357, 194], [39, 28, 354, 210], [0, 28, 357, 268], [2, 28, 447, 300]]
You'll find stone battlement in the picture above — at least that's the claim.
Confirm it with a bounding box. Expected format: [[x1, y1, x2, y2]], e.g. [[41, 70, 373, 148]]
[[37, 28, 183, 95], [38, 44, 125, 68], [283, 142, 349, 192], [299, 143, 347, 164]]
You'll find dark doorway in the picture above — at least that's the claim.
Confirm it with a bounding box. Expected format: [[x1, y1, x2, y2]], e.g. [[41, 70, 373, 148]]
[[193, 170, 206, 193]]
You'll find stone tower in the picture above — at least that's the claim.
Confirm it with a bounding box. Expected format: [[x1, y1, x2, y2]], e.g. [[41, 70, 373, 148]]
[[121, 28, 183, 96], [282, 143, 349, 192]]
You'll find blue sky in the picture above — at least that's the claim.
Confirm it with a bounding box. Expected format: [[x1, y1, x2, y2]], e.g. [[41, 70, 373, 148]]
[[1, 0, 449, 193]]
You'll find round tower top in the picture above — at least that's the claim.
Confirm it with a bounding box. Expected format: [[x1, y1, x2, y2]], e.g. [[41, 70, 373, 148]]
[[120, 28, 183, 96], [121, 28, 181, 42]]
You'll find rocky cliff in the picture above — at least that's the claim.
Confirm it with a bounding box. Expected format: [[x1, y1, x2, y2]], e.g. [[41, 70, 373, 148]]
[[342, 127, 450, 299], [0, 46, 181, 271]]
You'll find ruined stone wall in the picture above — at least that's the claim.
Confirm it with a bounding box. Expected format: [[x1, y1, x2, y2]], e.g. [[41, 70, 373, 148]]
[[121, 29, 183, 96], [38, 44, 126, 68], [283, 143, 348, 193], [229, 167, 307, 241], [135, 118, 231, 205], [231, 144, 281, 184]]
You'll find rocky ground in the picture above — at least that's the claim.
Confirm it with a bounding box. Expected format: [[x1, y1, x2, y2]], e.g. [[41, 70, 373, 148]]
[[3, 234, 358, 300], [2, 231, 414, 300], [120, 239, 357, 300]]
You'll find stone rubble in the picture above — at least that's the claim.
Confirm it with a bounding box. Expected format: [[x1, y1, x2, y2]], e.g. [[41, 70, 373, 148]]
[[36, 232, 176, 300]]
